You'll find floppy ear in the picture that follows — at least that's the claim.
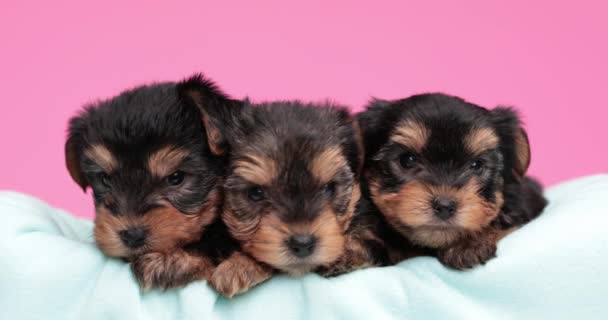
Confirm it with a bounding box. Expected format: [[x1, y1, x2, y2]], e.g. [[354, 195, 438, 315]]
[[356, 98, 394, 161], [177, 74, 242, 156], [491, 107, 531, 177], [65, 120, 89, 191], [513, 127, 531, 176], [334, 107, 365, 178]]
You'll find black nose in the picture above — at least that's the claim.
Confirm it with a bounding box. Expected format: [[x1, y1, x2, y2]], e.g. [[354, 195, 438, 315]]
[[286, 234, 317, 258], [432, 198, 457, 220], [119, 227, 148, 248]]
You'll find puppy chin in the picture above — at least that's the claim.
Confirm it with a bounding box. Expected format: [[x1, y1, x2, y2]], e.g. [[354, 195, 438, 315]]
[[266, 252, 332, 276], [95, 237, 151, 258], [408, 227, 463, 248], [280, 263, 318, 276], [95, 239, 131, 258]]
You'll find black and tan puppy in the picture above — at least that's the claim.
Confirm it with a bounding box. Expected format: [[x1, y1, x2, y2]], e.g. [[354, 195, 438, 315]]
[[205, 101, 388, 297], [65, 74, 239, 289], [358, 93, 547, 269]]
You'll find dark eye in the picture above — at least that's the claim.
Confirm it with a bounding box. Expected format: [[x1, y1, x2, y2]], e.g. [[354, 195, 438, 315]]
[[167, 171, 185, 186], [100, 173, 111, 189], [470, 159, 485, 171], [399, 153, 417, 169], [247, 186, 265, 202], [323, 182, 336, 198]]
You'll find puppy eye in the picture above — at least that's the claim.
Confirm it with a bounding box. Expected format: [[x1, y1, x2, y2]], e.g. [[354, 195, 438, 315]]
[[167, 171, 185, 186], [247, 186, 265, 202], [470, 159, 485, 171], [323, 182, 336, 198], [399, 153, 417, 169], [100, 173, 111, 189]]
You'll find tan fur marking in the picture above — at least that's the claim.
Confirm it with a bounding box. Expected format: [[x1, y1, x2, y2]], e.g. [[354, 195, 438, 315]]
[[390, 119, 430, 152], [94, 187, 221, 258], [465, 127, 499, 155], [202, 113, 224, 156], [234, 154, 277, 186], [513, 128, 531, 176], [147, 146, 189, 177], [94, 207, 130, 257], [243, 208, 346, 276], [244, 213, 289, 269], [306, 208, 346, 267], [319, 184, 382, 276], [182, 88, 228, 156], [370, 179, 434, 230], [451, 182, 501, 231], [310, 146, 347, 184], [369, 178, 501, 248], [222, 179, 360, 277], [84, 144, 117, 173]]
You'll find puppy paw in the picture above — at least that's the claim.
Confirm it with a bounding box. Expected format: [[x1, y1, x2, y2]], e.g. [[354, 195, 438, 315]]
[[316, 256, 369, 278], [317, 236, 378, 277], [209, 252, 272, 298], [437, 240, 497, 270], [316, 264, 343, 278], [131, 251, 212, 291]]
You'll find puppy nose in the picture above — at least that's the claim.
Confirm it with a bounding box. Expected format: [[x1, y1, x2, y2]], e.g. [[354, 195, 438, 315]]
[[119, 227, 148, 248], [287, 234, 317, 258], [432, 198, 457, 220]]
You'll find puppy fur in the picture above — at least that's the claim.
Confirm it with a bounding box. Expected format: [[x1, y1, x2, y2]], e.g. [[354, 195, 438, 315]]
[[358, 93, 548, 269], [65, 74, 239, 290], [203, 100, 390, 297]]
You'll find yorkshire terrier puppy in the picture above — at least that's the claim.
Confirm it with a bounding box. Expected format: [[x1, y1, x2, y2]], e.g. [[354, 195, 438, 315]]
[[205, 101, 388, 297], [65, 74, 239, 289], [358, 93, 547, 269]]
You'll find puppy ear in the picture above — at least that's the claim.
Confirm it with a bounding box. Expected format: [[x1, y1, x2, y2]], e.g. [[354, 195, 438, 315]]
[[490, 107, 531, 177], [177, 73, 242, 156], [366, 97, 392, 109], [334, 108, 365, 178], [513, 127, 531, 176], [356, 98, 395, 161], [350, 119, 365, 177], [65, 119, 89, 191]]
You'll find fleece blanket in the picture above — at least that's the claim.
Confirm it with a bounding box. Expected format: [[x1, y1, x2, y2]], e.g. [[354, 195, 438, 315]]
[[0, 175, 607, 320]]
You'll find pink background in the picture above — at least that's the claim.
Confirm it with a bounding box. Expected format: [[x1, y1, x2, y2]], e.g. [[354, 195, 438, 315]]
[[1, 1, 606, 219]]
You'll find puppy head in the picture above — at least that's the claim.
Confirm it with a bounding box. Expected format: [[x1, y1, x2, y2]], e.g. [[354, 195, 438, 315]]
[[65, 74, 237, 258], [359, 94, 530, 248], [221, 102, 362, 275]]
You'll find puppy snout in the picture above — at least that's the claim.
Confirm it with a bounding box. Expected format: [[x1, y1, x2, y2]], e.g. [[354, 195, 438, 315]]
[[432, 197, 457, 220], [119, 227, 148, 248], [286, 234, 317, 258]]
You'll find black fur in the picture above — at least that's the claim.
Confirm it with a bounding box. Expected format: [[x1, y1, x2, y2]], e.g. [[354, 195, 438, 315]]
[[67, 81, 222, 214], [358, 93, 548, 268], [65, 74, 240, 289], [223, 101, 362, 224], [209, 99, 392, 282]]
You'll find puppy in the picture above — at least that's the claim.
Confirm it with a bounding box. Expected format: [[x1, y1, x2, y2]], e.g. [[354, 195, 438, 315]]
[[358, 93, 547, 269], [65, 74, 239, 289], [205, 101, 388, 297]]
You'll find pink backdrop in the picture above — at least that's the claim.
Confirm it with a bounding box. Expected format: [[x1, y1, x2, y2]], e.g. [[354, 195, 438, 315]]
[[1, 1, 606, 219]]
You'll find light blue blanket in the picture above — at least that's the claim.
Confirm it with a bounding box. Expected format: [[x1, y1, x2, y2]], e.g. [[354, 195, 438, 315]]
[[1, 175, 607, 320]]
